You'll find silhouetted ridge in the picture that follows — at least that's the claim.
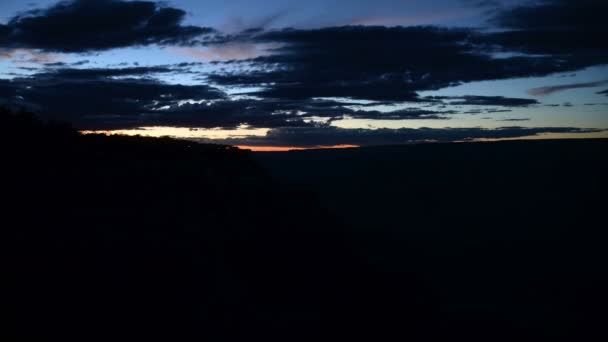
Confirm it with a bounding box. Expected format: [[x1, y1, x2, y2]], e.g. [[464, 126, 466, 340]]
[[3, 108, 388, 341], [4, 108, 608, 341]]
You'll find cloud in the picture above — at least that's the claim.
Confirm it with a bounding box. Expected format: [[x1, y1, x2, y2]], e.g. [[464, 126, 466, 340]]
[[219, 10, 288, 33], [138, 98, 453, 129], [0, 48, 16, 59], [34, 66, 179, 79], [0, 0, 214, 52], [597, 90, 608, 97], [427, 95, 539, 107], [481, 0, 608, 60], [171, 43, 280, 62], [346, 108, 453, 120], [0, 48, 62, 64], [200, 0, 608, 108], [345, 7, 474, 27], [2, 66, 226, 128], [142, 99, 321, 129], [527, 80, 608, 96], [191, 126, 602, 148], [207, 24, 605, 102], [0, 66, 464, 130], [497, 118, 531, 122], [485, 109, 511, 113], [209, 26, 482, 100], [1, 0, 606, 148], [490, 0, 606, 32]]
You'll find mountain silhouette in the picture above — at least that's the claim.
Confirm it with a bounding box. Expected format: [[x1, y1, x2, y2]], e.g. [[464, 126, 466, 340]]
[[4, 108, 608, 341]]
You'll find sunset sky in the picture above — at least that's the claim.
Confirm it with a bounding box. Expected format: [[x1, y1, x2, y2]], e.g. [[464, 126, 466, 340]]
[[1, 0, 607, 148]]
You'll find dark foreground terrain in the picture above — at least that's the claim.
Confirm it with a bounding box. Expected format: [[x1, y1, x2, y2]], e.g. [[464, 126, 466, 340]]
[[5, 108, 608, 341], [255, 139, 608, 340]]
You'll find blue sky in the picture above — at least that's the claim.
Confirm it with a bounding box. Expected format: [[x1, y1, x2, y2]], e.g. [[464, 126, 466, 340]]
[[0, 0, 607, 147]]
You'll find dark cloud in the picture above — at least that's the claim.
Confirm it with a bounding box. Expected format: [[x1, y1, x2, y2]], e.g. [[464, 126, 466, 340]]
[[71, 60, 90, 66], [198, 0, 608, 124], [1, 65, 463, 130], [490, 0, 606, 32], [151, 98, 453, 129], [1, 0, 605, 147], [43, 62, 66, 67], [3, 67, 226, 129], [497, 118, 531, 122], [0, 25, 10, 45], [143, 99, 316, 129], [0, 0, 214, 52], [2, 64, 468, 130], [208, 24, 604, 102], [212, 27, 482, 100], [346, 108, 453, 120], [598, 90, 608, 96], [34, 66, 179, 79], [207, 0, 608, 104], [193, 126, 602, 147], [220, 10, 288, 33], [427, 95, 539, 107], [527, 80, 608, 96], [482, 0, 608, 60]]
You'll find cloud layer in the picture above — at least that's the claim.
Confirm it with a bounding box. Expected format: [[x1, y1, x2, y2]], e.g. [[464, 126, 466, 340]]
[[192, 126, 602, 148], [208, 25, 596, 102], [528, 80, 608, 96], [0, 0, 214, 52], [1, 0, 607, 145]]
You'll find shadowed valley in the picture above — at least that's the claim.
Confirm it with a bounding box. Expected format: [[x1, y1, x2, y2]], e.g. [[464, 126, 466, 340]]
[[4, 108, 608, 341]]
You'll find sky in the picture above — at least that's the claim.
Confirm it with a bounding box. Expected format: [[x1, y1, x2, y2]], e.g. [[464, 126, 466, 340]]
[[0, 0, 607, 148]]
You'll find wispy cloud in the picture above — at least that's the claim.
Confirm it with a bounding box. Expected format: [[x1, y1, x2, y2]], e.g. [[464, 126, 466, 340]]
[[218, 10, 288, 33], [346, 8, 475, 27], [0, 48, 62, 64], [0, 0, 214, 52], [527, 80, 608, 96], [171, 42, 280, 61]]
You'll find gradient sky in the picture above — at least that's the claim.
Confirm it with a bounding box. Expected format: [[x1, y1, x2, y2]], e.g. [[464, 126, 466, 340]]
[[1, 0, 607, 148]]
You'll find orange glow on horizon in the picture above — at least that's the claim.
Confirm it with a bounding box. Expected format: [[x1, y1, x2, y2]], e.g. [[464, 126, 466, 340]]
[[237, 144, 360, 152]]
